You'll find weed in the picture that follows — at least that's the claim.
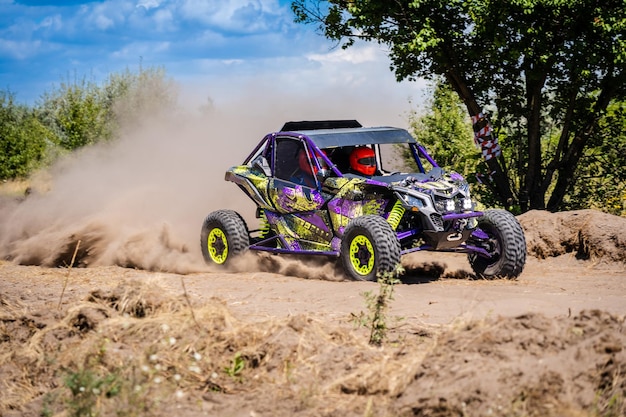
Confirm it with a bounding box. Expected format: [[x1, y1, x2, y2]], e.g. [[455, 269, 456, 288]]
[[352, 265, 404, 346], [59, 338, 153, 417], [64, 367, 121, 417], [593, 383, 625, 417], [224, 352, 245, 382], [602, 392, 625, 417], [40, 392, 56, 417]]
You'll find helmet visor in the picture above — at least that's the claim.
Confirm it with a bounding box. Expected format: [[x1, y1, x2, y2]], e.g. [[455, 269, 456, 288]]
[[358, 156, 376, 167]]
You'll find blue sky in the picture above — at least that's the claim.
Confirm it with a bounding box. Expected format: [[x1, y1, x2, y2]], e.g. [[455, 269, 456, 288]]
[[0, 0, 426, 125]]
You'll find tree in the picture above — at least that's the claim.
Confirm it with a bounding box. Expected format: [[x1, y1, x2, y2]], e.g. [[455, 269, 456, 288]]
[[101, 65, 177, 132], [292, 0, 626, 212], [562, 100, 626, 216], [37, 76, 110, 150], [36, 65, 177, 151], [0, 66, 177, 182], [409, 81, 502, 207], [0, 91, 58, 180], [409, 81, 477, 174]]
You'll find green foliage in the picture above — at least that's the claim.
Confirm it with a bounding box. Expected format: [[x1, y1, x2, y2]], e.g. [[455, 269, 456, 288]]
[[62, 341, 122, 417], [38, 77, 110, 150], [0, 91, 58, 180], [562, 101, 626, 216], [410, 82, 476, 171], [119, 66, 177, 119], [352, 265, 403, 346], [224, 352, 245, 382], [407, 82, 503, 208], [293, 0, 626, 212], [102, 66, 177, 132], [409, 81, 480, 171], [36, 66, 175, 152], [64, 367, 121, 417], [56, 339, 157, 417], [0, 65, 176, 181]]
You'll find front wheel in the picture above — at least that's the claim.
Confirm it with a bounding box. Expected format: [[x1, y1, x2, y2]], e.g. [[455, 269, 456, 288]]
[[340, 215, 401, 281], [200, 210, 250, 266], [467, 209, 526, 278]]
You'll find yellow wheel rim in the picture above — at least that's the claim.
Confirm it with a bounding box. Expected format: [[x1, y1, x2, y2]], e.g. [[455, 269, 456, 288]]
[[207, 228, 228, 264], [349, 234, 375, 276]]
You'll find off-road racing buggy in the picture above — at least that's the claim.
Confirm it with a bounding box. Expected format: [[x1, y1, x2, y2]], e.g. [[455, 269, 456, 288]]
[[201, 120, 526, 281]]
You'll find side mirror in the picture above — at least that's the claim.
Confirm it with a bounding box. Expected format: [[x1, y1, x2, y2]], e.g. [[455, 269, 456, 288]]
[[251, 156, 271, 177]]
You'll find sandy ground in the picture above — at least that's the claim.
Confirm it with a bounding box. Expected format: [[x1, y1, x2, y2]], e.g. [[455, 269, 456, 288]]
[[3, 239, 624, 328], [183, 253, 626, 325], [2, 85, 624, 416], [1, 209, 625, 416], [2, 252, 623, 324]]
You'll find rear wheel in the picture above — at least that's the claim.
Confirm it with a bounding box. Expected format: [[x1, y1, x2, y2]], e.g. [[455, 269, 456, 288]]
[[340, 215, 401, 281], [467, 209, 526, 278], [200, 210, 249, 266]]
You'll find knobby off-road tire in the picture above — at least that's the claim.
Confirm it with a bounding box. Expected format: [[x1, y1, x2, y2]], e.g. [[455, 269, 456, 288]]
[[468, 209, 526, 279], [200, 210, 250, 267], [340, 215, 401, 281]]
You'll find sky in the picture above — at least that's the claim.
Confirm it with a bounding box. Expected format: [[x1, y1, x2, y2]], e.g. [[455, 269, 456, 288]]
[[0, 0, 428, 127]]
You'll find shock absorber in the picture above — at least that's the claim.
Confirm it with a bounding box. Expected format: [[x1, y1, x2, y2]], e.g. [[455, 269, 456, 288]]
[[386, 200, 406, 230], [259, 209, 271, 238]]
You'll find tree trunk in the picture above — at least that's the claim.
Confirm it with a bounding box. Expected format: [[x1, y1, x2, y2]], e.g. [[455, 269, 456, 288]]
[[546, 129, 589, 211], [445, 70, 515, 209], [546, 76, 618, 211], [541, 87, 578, 197], [525, 68, 548, 210]]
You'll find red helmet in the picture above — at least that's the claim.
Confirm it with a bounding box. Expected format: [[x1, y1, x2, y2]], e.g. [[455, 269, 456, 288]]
[[349, 146, 376, 176], [299, 148, 327, 175]]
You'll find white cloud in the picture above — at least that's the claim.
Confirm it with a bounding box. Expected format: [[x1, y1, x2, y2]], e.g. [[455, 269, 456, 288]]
[[0, 38, 42, 59], [94, 14, 115, 30], [111, 41, 171, 59], [38, 14, 63, 31], [1, 0, 428, 113], [152, 8, 174, 31], [177, 0, 287, 33], [190, 29, 227, 45], [137, 0, 161, 10], [220, 58, 244, 65], [79, 0, 135, 31]]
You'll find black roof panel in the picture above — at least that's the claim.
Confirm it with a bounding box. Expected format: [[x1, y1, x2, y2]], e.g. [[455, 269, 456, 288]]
[[280, 120, 362, 131], [286, 126, 417, 148]]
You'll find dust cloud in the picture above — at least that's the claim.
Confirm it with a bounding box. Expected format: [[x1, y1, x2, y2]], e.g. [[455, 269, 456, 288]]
[[0, 83, 414, 274]]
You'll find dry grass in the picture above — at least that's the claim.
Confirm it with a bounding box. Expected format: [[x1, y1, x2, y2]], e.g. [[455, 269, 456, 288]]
[[0, 278, 438, 416], [1, 275, 624, 417], [0, 179, 31, 197]]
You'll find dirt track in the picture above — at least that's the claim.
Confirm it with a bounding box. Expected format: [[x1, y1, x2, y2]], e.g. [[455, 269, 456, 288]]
[[1, 209, 625, 416], [2, 251, 624, 325]]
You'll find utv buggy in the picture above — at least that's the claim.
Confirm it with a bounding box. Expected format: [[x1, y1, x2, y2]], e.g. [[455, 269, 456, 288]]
[[201, 120, 526, 281]]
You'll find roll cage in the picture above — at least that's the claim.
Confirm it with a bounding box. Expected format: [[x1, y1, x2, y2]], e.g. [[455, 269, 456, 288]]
[[242, 125, 440, 186]]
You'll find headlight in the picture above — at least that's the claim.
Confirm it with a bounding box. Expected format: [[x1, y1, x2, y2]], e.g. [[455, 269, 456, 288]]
[[400, 193, 425, 209], [462, 198, 473, 210], [445, 200, 456, 212]]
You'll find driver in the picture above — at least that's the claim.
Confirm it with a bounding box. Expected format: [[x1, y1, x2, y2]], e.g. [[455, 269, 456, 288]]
[[292, 148, 328, 186], [349, 146, 377, 176]]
